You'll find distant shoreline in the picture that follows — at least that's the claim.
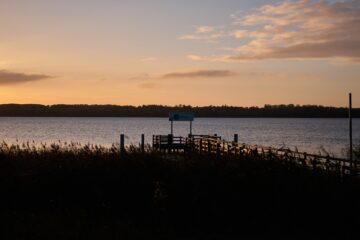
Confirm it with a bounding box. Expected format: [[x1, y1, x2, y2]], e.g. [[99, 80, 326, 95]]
[[0, 116, 359, 118], [0, 104, 359, 118]]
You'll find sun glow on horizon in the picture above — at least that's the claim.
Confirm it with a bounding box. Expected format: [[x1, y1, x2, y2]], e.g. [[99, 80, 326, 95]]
[[0, 0, 359, 107]]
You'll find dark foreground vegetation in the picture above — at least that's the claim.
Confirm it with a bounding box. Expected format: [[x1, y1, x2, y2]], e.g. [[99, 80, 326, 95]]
[[0, 142, 359, 239], [0, 104, 359, 117]]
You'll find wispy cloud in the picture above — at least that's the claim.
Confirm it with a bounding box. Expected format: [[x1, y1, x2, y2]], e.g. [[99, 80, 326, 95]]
[[140, 57, 157, 62], [129, 73, 151, 81], [185, 0, 360, 62], [231, 30, 249, 39], [187, 54, 236, 62], [196, 26, 215, 33], [179, 33, 224, 41], [179, 26, 225, 42], [162, 70, 236, 79], [0, 70, 52, 85]]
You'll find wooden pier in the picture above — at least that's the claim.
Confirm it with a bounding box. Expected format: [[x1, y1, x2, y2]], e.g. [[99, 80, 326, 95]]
[[152, 135, 188, 151], [153, 134, 359, 176], [152, 134, 221, 152]]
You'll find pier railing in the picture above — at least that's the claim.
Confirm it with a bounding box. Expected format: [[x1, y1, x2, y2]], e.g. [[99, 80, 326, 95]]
[[153, 134, 358, 176], [152, 135, 187, 150]]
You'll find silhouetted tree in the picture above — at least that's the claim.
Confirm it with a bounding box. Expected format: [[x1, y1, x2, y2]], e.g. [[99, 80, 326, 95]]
[[0, 104, 358, 117]]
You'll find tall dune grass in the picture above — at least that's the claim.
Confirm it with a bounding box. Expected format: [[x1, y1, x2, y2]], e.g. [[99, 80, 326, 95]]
[[0, 141, 359, 239]]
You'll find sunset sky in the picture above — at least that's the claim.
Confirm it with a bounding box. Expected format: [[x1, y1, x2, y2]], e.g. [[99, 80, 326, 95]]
[[0, 0, 359, 107]]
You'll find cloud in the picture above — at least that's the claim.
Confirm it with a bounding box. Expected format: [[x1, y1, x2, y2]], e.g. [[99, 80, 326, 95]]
[[140, 57, 157, 62], [231, 30, 249, 39], [187, 54, 236, 62], [129, 73, 151, 81], [185, 0, 360, 62], [0, 70, 52, 85], [230, 39, 360, 60], [196, 26, 215, 33], [187, 55, 204, 61], [162, 70, 236, 79], [179, 33, 224, 41], [179, 26, 225, 42]]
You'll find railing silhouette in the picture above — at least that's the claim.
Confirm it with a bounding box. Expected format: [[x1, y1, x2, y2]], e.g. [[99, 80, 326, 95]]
[[153, 135, 358, 176], [152, 135, 187, 150]]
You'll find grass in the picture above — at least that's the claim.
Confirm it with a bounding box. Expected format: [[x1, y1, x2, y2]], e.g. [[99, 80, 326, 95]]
[[0, 141, 359, 239]]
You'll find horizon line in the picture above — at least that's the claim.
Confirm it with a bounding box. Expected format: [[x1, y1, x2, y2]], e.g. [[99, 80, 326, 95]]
[[0, 103, 356, 109]]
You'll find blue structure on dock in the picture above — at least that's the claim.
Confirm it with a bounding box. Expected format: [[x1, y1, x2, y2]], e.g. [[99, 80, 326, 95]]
[[153, 112, 194, 151], [169, 112, 194, 136]]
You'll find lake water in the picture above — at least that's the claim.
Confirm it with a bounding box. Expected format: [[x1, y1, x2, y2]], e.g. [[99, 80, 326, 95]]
[[0, 117, 359, 157]]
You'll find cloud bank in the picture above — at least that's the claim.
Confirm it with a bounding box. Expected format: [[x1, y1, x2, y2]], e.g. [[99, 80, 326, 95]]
[[162, 70, 236, 79], [182, 0, 360, 62], [0, 70, 52, 85]]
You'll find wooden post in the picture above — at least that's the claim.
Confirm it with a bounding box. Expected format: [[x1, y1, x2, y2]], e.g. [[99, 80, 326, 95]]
[[234, 134, 238, 143], [349, 93, 353, 169], [171, 120, 174, 136], [141, 134, 145, 152], [120, 134, 125, 153], [190, 121, 193, 136], [168, 134, 173, 145]]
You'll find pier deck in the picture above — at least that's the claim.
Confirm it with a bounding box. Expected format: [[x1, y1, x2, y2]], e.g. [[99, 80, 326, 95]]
[[152, 134, 359, 176]]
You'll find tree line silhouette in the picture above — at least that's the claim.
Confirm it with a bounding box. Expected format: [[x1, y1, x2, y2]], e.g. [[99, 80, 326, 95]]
[[0, 104, 358, 117]]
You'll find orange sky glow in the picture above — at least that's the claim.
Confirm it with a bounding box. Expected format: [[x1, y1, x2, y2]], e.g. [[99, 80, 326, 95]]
[[1, 0, 359, 107]]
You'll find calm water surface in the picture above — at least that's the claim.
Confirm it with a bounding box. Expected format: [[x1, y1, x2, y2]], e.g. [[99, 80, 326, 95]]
[[0, 117, 359, 157]]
